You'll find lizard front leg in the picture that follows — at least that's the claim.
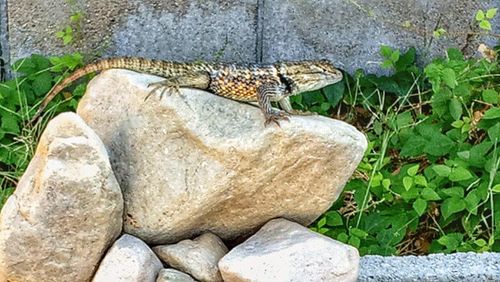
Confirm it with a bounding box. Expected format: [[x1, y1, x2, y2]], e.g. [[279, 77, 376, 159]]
[[278, 97, 317, 116], [257, 84, 290, 126]]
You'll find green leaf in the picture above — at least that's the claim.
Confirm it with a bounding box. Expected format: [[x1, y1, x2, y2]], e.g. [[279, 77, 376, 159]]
[[441, 197, 466, 219], [447, 48, 464, 61], [32, 72, 53, 96], [350, 228, 368, 238], [479, 20, 492, 30], [407, 164, 419, 176], [476, 10, 485, 21], [483, 107, 500, 119], [414, 175, 428, 187], [437, 233, 463, 251], [337, 232, 349, 243], [433, 165, 451, 177], [325, 211, 343, 227], [433, 28, 446, 38], [382, 179, 391, 190], [413, 198, 427, 216], [451, 120, 464, 128], [1, 115, 20, 134], [403, 176, 413, 191], [320, 102, 331, 112], [475, 239, 487, 247], [400, 135, 426, 157], [488, 122, 500, 141], [317, 217, 326, 228], [390, 50, 400, 62], [492, 184, 500, 193], [449, 166, 473, 182], [63, 35, 73, 45], [442, 187, 464, 198], [465, 191, 480, 214], [425, 140, 452, 156], [442, 68, 457, 89], [381, 60, 393, 69], [396, 111, 413, 128], [486, 8, 497, 19], [395, 47, 416, 71], [55, 31, 65, 38], [348, 235, 361, 248], [421, 188, 441, 201], [449, 98, 462, 120], [323, 82, 345, 107], [380, 45, 392, 58], [482, 89, 498, 104]]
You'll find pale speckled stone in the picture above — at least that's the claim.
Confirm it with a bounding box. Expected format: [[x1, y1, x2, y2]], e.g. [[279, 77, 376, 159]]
[[77, 69, 367, 244], [153, 233, 227, 282], [156, 268, 198, 282], [92, 234, 163, 282], [218, 218, 360, 282], [0, 112, 123, 282]]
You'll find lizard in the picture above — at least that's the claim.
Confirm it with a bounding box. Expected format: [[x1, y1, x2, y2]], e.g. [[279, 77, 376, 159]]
[[29, 57, 343, 126]]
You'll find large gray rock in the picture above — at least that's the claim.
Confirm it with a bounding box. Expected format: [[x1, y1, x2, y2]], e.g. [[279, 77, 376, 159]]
[[153, 233, 228, 282], [156, 269, 198, 282], [262, 0, 499, 73], [7, 0, 257, 63], [218, 218, 360, 282], [359, 252, 500, 282], [92, 234, 163, 282], [77, 69, 367, 244], [6, 0, 499, 75], [0, 112, 123, 282]]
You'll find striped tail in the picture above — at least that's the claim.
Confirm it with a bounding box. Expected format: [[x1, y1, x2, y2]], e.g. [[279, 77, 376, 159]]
[[28, 57, 186, 124]]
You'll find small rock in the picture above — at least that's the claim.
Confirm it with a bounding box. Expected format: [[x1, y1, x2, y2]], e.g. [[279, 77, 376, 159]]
[[93, 234, 163, 282], [156, 268, 198, 282], [218, 218, 360, 282], [153, 233, 228, 282], [0, 112, 123, 282], [78, 69, 367, 244]]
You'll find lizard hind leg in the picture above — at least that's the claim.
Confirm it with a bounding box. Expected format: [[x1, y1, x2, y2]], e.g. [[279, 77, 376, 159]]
[[144, 77, 181, 101]]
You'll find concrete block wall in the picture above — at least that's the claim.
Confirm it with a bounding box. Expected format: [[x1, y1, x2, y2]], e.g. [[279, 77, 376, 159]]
[[1, 0, 499, 76]]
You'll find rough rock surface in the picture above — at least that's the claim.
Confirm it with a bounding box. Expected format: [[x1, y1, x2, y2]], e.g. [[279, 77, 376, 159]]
[[0, 112, 123, 282], [77, 69, 367, 244], [218, 218, 360, 282], [93, 234, 163, 282], [156, 268, 198, 282], [153, 233, 228, 282]]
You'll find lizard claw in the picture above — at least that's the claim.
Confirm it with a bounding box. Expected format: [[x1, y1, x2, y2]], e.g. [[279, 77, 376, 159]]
[[145, 79, 181, 101], [264, 110, 290, 127]]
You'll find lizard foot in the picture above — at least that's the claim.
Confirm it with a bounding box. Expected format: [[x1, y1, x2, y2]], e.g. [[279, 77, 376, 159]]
[[264, 110, 290, 127], [286, 109, 318, 116], [145, 79, 181, 101]]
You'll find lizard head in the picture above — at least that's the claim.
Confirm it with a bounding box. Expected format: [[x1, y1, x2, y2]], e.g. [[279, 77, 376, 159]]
[[278, 60, 343, 95]]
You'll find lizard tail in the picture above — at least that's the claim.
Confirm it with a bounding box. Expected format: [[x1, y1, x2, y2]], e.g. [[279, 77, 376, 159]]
[[28, 57, 165, 125]]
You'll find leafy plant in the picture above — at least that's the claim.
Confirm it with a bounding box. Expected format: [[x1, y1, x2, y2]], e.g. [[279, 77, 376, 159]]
[[307, 45, 499, 255], [475, 8, 497, 31], [0, 53, 85, 192], [56, 0, 84, 45]]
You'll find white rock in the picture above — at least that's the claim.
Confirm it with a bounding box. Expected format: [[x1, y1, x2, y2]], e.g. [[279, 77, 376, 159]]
[[0, 112, 123, 282], [92, 234, 163, 282], [218, 218, 359, 282], [156, 268, 197, 282], [78, 69, 367, 244], [153, 233, 227, 282]]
